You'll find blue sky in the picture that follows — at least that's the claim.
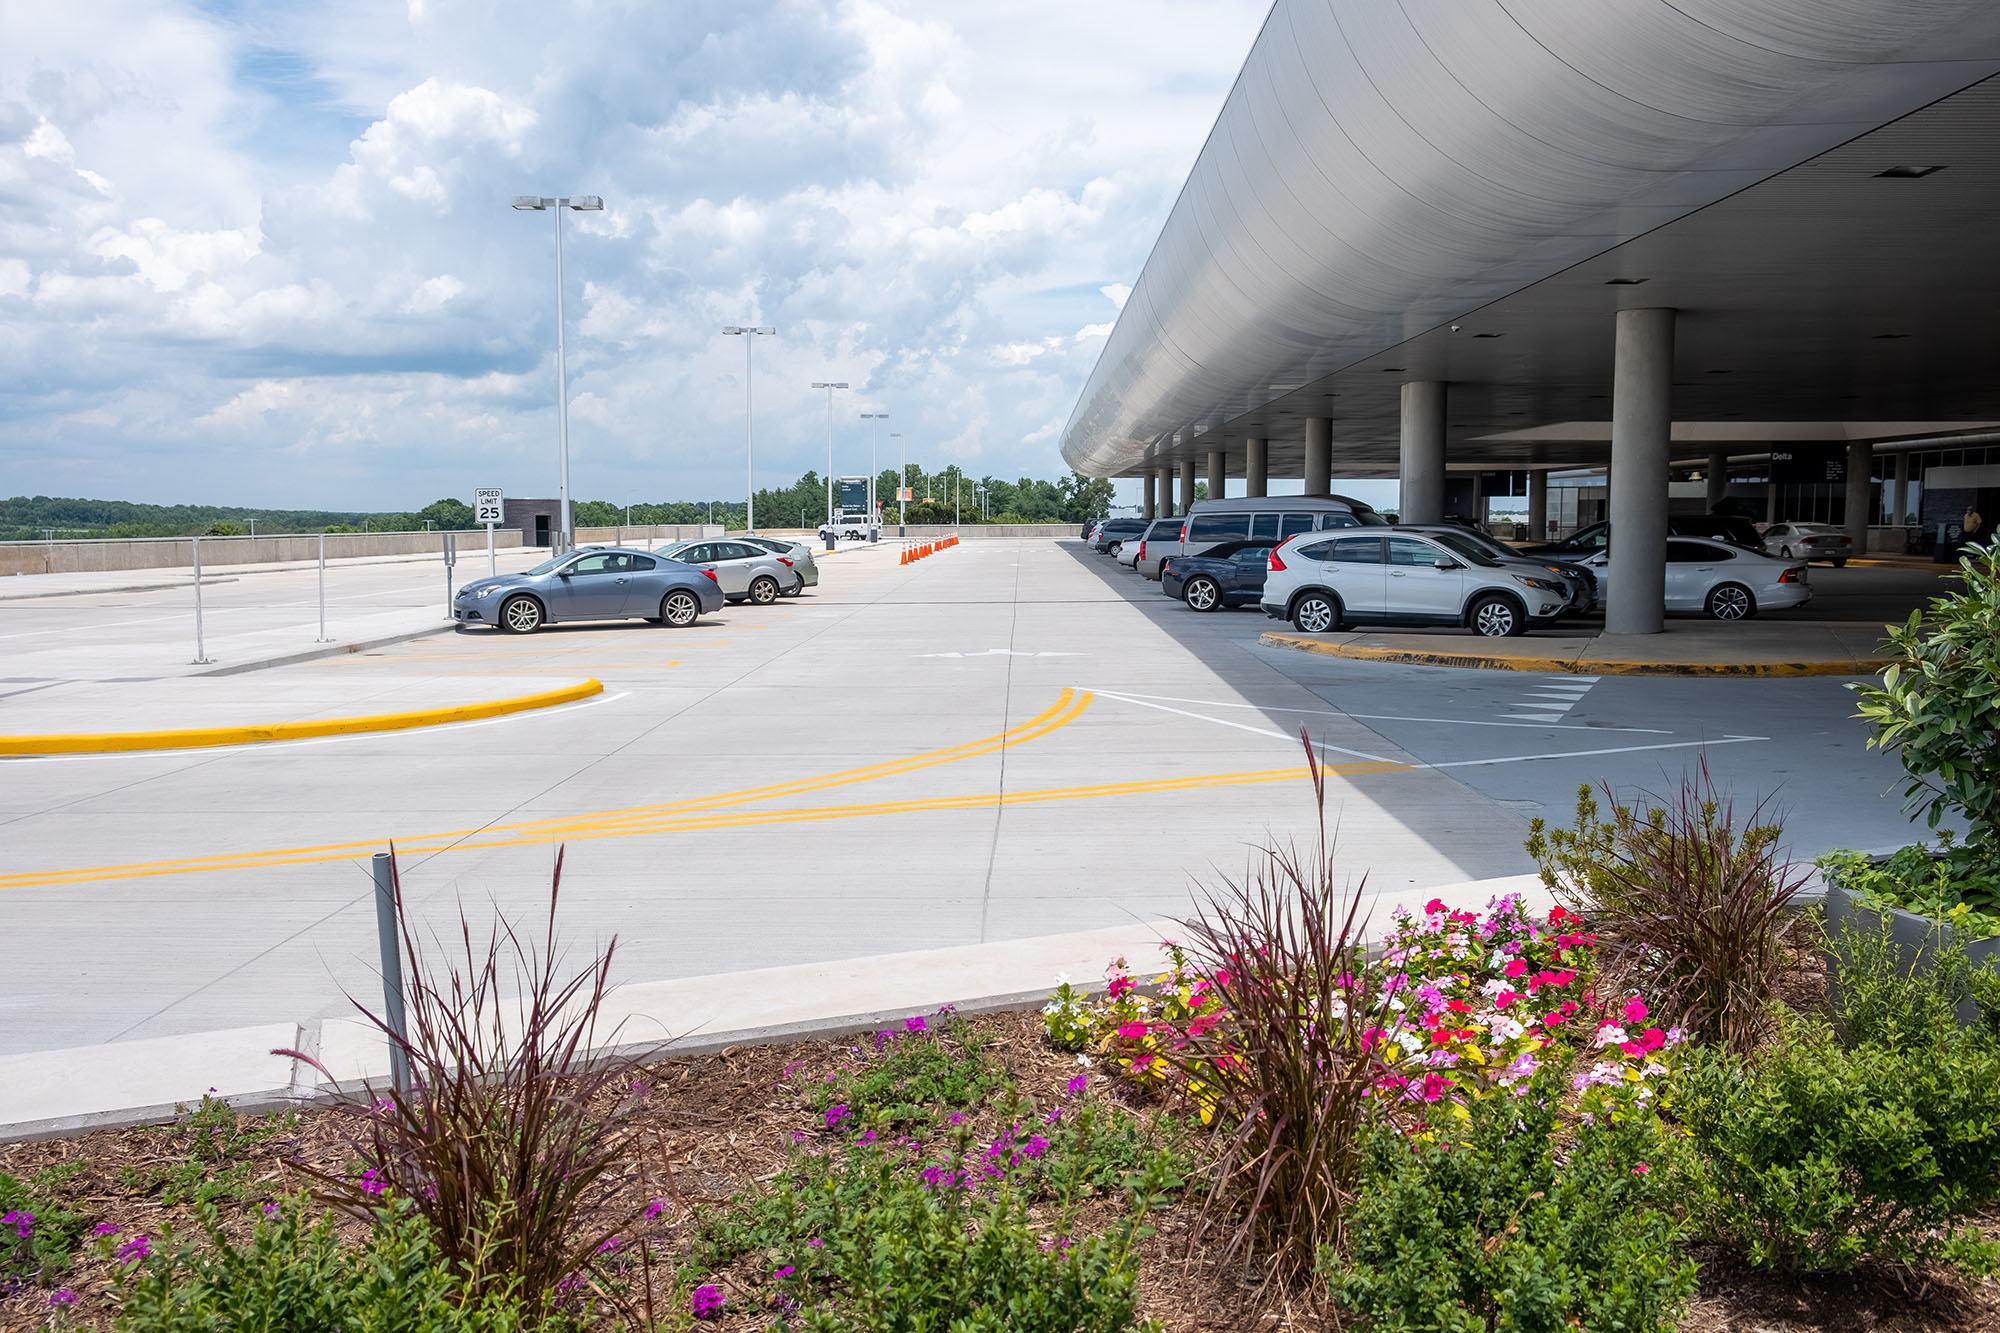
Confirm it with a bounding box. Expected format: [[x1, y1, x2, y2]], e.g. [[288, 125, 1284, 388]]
[[0, 0, 1284, 512]]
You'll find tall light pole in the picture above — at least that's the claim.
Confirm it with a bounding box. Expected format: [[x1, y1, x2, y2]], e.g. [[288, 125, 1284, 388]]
[[890, 433, 904, 534], [512, 193, 604, 551], [811, 381, 848, 528], [722, 325, 775, 532], [860, 412, 887, 530]]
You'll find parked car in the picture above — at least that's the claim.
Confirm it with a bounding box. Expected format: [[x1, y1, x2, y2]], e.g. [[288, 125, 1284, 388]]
[[655, 538, 805, 604], [1131, 518, 1184, 578], [1091, 518, 1149, 552], [1144, 494, 1390, 581], [1760, 522, 1852, 566], [1519, 513, 1762, 560], [1580, 537, 1810, 619], [1396, 523, 1598, 615], [1260, 531, 1572, 637], [1116, 538, 1143, 567], [1161, 541, 1275, 610], [736, 535, 819, 590], [453, 546, 725, 633]]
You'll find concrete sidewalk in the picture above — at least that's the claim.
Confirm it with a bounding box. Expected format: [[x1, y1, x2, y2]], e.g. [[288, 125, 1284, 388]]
[[0, 872, 1547, 1140], [1265, 618, 1895, 676]]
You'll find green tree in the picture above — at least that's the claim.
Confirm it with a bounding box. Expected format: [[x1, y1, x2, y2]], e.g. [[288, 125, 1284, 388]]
[[418, 498, 477, 529]]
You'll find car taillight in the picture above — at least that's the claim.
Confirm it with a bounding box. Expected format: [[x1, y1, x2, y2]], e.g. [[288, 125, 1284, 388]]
[[1268, 550, 1287, 572], [1179, 525, 1189, 544], [1778, 566, 1803, 583], [777, 557, 794, 566], [1137, 541, 1146, 561], [700, 568, 719, 582]]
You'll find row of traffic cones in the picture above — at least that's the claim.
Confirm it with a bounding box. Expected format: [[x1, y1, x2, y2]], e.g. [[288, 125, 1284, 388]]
[[899, 534, 960, 565]]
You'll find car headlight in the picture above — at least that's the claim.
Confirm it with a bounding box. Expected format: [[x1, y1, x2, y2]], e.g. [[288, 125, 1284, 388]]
[[470, 584, 506, 598], [1512, 574, 1567, 593]]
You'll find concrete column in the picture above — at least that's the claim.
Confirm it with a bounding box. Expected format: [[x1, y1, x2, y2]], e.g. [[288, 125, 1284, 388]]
[[1398, 381, 1447, 524], [1846, 440, 1873, 554], [1156, 465, 1174, 519], [1705, 450, 1729, 512], [1244, 437, 1268, 497], [1606, 307, 1675, 635], [1142, 472, 1156, 521], [1304, 417, 1332, 495], [1528, 470, 1548, 541], [1892, 450, 1910, 526], [1179, 458, 1197, 514], [1766, 480, 1778, 524], [1207, 449, 1226, 502]]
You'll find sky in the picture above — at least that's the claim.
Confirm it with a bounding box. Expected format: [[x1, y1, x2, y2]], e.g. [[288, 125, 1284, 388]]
[[0, 0, 1292, 513]]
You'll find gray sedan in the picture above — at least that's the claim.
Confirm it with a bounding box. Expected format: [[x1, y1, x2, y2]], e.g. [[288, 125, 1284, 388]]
[[656, 539, 804, 604], [453, 547, 725, 633], [736, 535, 818, 590]]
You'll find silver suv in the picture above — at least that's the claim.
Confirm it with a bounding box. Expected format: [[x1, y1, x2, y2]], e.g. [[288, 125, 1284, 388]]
[[1259, 531, 1571, 637]]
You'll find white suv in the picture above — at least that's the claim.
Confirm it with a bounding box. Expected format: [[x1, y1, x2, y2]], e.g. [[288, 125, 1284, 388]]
[[1260, 531, 1571, 637]]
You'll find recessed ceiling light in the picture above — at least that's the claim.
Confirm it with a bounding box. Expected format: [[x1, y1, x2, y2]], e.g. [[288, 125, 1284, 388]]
[[1381, 367, 1405, 373], [1589, 394, 1607, 400], [1706, 369, 1729, 374], [1876, 165, 1945, 178], [1472, 332, 1503, 339], [1604, 277, 1649, 286], [1873, 333, 1910, 340]]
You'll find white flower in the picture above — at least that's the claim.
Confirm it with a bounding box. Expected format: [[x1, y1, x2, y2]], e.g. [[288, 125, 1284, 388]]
[[1075, 1055, 1092, 1067], [1594, 1025, 1630, 1049], [1489, 1016, 1526, 1042], [1054, 972, 1072, 986]]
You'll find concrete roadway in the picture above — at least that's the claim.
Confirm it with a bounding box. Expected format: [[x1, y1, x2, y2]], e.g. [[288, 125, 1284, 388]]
[[0, 538, 1925, 1058]]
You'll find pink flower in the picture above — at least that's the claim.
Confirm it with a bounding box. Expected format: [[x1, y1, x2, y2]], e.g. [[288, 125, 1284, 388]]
[[1420, 1072, 1449, 1103], [1424, 898, 1446, 915], [1622, 996, 1648, 1024], [1631, 1162, 1651, 1175], [903, 1015, 928, 1033], [1503, 959, 1529, 979], [1106, 975, 1135, 998], [1638, 1027, 1666, 1052], [1494, 990, 1520, 1010], [1116, 1022, 1147, 1040]]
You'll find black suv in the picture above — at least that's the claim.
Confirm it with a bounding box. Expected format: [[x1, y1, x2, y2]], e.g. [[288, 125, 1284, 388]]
[[1519, 514, 1762, 560], [1090, 518, 1150, 553]]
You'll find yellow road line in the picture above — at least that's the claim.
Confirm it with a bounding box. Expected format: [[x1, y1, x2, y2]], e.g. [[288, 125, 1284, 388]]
[[0, 757, 1405, 888], [0, 679, 604, 756], [0, 689, 1096, 887]]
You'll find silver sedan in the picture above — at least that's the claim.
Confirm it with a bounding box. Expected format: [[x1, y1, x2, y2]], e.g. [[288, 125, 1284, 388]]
[[453, 547, 725, 633], [736, 535, 818, 590], [656, 539, 804, 605]]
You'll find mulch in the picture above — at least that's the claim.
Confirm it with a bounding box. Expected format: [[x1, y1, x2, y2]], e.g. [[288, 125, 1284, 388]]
[[3, 1005, 1996, 1332]]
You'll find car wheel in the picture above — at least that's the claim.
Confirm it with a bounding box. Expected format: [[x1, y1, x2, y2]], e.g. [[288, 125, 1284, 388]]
[[749, 575, 780, 605], [1833, 558, 1847, 568], [783, 580, 803, 597], [660, 590, 701, 627], [1291, 592, 1340, 634], [1779, 545, 1793, 559], [1469, 594, 1525, 637], [1705, 583, 1756, 620], [1184, 576, 1221, 612], [499, 595, 543, 635]]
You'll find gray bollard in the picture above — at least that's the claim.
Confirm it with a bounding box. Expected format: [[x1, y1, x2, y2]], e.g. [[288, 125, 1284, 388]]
[[372, 852, 412, 1094]]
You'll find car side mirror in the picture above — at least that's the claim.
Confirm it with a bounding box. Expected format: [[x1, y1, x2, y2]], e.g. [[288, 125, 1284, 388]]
[[1433, 558, 1460, 570], [557, 570, 572, 579]]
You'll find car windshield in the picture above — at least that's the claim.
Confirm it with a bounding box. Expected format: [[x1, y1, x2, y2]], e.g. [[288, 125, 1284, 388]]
[[1427, 531, 1503, 567], [1350, 507, 1389, 527], [524, 555, 570, 576], [1431, 527, 1511, 558]]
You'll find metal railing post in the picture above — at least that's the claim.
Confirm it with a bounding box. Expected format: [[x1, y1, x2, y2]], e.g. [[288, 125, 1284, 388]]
[[191, 536, 214, 664], [372, 852, 412, 1094], [315, 533, 332, 642]]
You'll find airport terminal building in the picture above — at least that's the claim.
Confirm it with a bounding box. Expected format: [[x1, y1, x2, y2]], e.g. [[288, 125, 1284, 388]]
[[1059, 1, 2000, 631]]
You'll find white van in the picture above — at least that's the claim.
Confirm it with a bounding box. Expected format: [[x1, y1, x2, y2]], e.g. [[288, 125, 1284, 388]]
[[1140, 494, 1390, 581]]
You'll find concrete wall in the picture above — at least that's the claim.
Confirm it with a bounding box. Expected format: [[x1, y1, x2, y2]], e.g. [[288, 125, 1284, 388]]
[[573, 525, 723, 546], [890, 524, 1082, 539], [0, 530, 525, 577]]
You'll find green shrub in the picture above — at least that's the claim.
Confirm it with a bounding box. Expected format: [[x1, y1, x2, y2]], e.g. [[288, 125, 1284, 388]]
[[1824, 917, 2000, 1049], [113, 1196, 536, 1331], [804, 1013, 1012, 1127], [705, 1132, 1164, 1333], [1850, 541, 2000, 869], [1675, 1015, 2000, 1274], [1328, 1091, 1694, 1333], [1, 1168, 92, 1287], [113, 1094, 294, 1209], [1819, 839, 2000, 939]]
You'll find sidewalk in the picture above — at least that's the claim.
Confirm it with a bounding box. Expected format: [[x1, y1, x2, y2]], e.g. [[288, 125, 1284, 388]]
[[0, 872, 1547, 1139], [1263, 618, 1894, 676]]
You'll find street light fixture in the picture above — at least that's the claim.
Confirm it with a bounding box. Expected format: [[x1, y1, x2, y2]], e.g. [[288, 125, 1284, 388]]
[[722, 325, 775, 532], [860, 412, 887, 532], [810, 381, 848, 529], [511, 193, 604, 551]]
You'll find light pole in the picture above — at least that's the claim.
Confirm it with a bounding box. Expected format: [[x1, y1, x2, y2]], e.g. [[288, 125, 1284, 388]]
[[723, 325, 775, 532], [860, 412, 887, 532], [890, 433, 904, 533], [811, 381, 848, 529], [511, 193, 604, 551]]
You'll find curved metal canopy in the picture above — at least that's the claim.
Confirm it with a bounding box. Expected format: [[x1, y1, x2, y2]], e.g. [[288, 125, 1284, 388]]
[[1060, 0, 2000, 477]]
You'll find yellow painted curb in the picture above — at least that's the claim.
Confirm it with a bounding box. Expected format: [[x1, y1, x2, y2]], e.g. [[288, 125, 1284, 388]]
[[1259, 633, 1890, 679], [0, 678, 605, 756]]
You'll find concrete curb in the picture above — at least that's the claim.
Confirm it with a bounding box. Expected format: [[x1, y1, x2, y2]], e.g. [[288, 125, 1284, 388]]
[[0, 873, 1548, 1141], [0, 577, 243, 601], [192, 623, 457, 677], [0, 676, 603, 755], [1259, 632, 1892, 678]]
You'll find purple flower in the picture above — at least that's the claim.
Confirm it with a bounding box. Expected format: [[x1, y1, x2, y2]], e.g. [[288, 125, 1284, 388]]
[[114, 1235, 152, 1264], [92, 1223, 121, 1237], [1022, 1135, 1050, 1160], [261, 1202, 281, 1217], [595, 1235, 622, 1254], [807, 1237, 825, 1248], [947, 1111, 967, 1125], [1066, 1074, 1088, 1096], [2, 1210, 32, 1239], [1044, 1107, 1063, 1125], [824, 1104, 852, 1130], [903, 1015, 928, 1033], [690, 1283, 726, 1319], [357, 1168, 387, 1196], [645, 1197, 669, 1219], [48, 1290, 79, 1307], [772, 1265, 795, 1279]]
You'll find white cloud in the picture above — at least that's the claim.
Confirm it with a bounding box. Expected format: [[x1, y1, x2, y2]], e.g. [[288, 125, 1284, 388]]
[[1099, 282, 1131, 309]]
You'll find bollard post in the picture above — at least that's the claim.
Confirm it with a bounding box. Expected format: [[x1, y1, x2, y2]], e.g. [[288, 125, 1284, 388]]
[[316, 533, 332, 642], [442, 532, 457, 620], [372, 852, 412, 1094], [191, 536, 214, 664]]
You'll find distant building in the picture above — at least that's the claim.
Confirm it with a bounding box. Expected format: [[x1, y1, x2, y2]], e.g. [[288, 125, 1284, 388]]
[[501, 498, 572, 548]]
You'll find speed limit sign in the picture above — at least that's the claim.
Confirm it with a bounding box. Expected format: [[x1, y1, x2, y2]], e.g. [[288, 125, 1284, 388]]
[[474, 488, 504, 524]]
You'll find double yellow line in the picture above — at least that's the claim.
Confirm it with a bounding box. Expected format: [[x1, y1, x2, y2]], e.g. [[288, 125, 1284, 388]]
[[0, 689, 1098, 889]]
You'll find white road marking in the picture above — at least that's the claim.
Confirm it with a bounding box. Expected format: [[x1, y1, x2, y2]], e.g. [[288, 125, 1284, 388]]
[[921, 649, 1084, 658], [1089, 688, 1396, 764], [1427, 735, 1768, 769], [1073, 688, 1671, 734], [1503, 713, 1570, 722]]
